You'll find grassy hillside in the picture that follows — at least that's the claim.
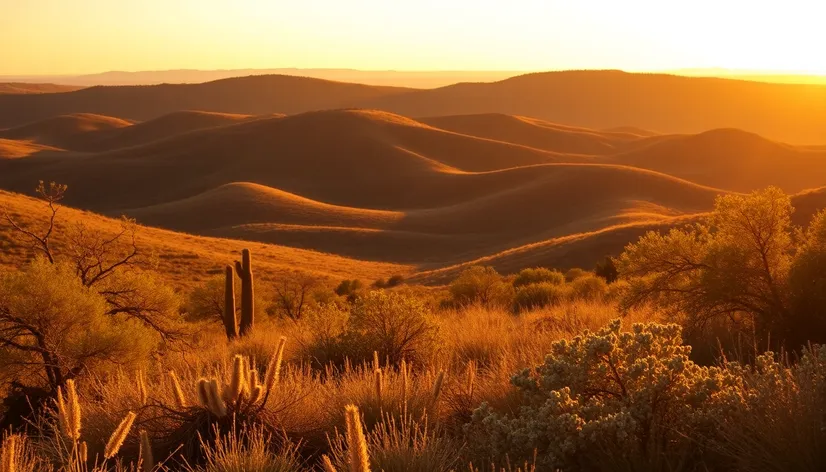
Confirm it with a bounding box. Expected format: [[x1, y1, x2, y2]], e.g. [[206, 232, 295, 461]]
[[0, 190, 410, 288]]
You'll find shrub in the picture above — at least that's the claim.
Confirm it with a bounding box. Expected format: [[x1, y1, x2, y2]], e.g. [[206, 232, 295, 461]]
[[512, 282, 568, 312], [335, 279, 364, 297], [564, 267, 589, 282], [604, 279, 631, 303], [386, 274, 405, 287], [449, 266, 512, 308], [346, 291, 441, 366], [294, 303, 351, 369], [594, 257, 619, 283], [569, 275, 608, 302], [512, 268, 564, 288], [464, 319, 741, 470]]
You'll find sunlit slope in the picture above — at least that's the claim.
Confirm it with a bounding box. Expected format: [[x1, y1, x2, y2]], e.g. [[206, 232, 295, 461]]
[[0, 190, 410, 287], [0, 139, 64, 159]]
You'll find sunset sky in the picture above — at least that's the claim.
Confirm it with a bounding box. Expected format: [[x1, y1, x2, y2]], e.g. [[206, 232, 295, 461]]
[[3, 0, 825, 76]]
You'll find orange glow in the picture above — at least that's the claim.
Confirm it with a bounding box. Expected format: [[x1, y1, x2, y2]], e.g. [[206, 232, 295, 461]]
[[2, 0, 825, 76]]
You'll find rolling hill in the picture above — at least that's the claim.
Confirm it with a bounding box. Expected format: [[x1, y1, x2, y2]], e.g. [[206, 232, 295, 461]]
[[0, 111, 260, 152], [361, 70, 826, 145], [608, 129, 826, 193], [3, 71, 826, 145], [0, 110, 583, 211], [0, 75, 412, 128], [2, 105, 826, 278]]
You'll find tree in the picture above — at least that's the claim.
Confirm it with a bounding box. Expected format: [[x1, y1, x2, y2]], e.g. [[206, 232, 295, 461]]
[[788, 210, 826, 344], [272, 273, 322, 320], [617, 187, 794, 343], [0, 258, 154, 391], [2, 182, 184, 342]]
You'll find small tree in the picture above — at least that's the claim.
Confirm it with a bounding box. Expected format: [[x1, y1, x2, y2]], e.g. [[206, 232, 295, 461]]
[[594, 257, 619, 283], [347, 291, 440, 365], [449, 266, 511, 308], [617, 187, 794, 344], [272, 273, 322, 320], [2, 182, 184, 342], [0, 258, 154, 391]]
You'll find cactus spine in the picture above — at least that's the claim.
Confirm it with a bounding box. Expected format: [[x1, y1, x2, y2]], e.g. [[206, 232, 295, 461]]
[[223, 265, 238, 340], [235, 248, 255, 336]]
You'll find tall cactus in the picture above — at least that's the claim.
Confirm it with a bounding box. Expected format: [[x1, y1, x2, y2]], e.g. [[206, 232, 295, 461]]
[[235, 248, 255, 336], [223, 265, 238, 340]]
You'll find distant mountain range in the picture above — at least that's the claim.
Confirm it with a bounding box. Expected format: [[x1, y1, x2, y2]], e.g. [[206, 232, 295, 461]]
[[0, 68, 525, 89], [3, 67, 825, 89]]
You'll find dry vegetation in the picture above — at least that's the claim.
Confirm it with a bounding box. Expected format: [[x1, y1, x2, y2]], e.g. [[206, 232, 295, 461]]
[[2, 184, 826, 472]]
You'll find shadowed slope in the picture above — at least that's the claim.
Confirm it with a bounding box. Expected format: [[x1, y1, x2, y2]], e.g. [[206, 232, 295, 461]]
[[0, 75, 413, 127], [361, 70, 826, 144], [611, 128, 826, 192], [0, 113, 133, 148], [419, 113, 638, 154], [0, 110, 578, 211], [0, 111, 262, 152], [123, 164, 721, 264]]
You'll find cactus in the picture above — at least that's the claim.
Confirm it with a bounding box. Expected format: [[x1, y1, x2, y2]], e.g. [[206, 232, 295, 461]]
[[223, 265, 238, 340], [235, 248, 255, 336]]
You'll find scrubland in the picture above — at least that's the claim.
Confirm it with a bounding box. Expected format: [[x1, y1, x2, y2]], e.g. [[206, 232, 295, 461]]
[[3, 182, 826, 471]]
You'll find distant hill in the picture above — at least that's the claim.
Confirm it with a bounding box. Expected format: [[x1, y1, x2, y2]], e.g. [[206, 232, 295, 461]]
[[0, 75, 412, 128], [608, 128, 826, 193], [361, 70, 826, 145], [419, 113, 633, 155], [3, 107, 826, 273], [0, 111, 259, 152], [0, 83, 84, 94], [0, 69, 525, 89]]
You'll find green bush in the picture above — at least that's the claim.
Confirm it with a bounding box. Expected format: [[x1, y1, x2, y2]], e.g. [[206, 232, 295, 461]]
[[512, 282, 568, 312], [464, 319, 741, 470], [512, 268, 564, 288]]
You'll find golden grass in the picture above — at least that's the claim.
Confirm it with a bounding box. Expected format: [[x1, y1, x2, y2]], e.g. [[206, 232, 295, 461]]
[[0, 190, 412, 290]]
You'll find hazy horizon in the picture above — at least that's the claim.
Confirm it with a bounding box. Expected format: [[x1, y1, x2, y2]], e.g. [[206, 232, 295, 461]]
[[4, 0, 825, 76]]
